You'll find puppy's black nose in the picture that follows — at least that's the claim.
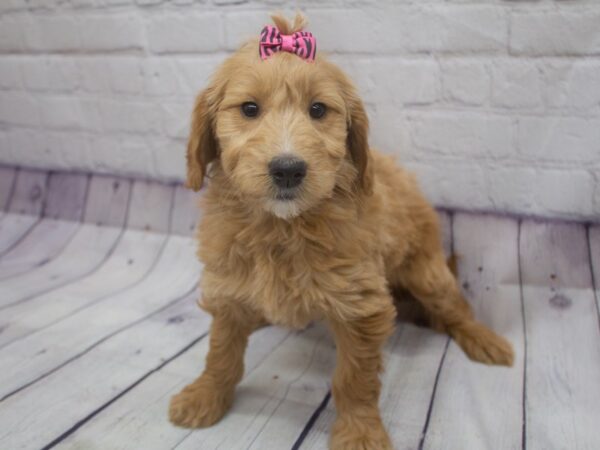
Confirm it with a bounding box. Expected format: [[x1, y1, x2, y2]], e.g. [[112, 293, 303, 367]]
[[269, 156, 307, 189]]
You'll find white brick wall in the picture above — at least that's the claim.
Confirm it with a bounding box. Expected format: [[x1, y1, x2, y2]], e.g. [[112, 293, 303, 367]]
[[0, 0, 599, 221]]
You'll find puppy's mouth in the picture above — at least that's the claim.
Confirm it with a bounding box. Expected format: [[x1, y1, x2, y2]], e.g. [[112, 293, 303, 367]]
[[274, 188, 299, 201], [264, 188, 304, 220]]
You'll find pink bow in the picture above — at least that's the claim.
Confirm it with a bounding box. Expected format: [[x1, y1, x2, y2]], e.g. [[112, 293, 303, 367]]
[[259, 25, 317, 62]]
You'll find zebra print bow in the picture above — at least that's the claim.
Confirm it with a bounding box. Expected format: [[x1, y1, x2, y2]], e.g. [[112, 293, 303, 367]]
[[259, 25, 317, 62]]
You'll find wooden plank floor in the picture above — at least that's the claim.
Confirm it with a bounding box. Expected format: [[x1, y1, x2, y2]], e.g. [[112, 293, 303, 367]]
[[0, 166, 599, 450]]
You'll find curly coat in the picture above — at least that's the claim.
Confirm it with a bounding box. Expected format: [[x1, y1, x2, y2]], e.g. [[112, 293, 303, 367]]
[[169, 13, 514, 450]]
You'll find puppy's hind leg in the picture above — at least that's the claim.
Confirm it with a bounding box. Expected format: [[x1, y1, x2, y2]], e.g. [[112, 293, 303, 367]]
[[169, 301, 264, 428], [398, 252, 514, 366]]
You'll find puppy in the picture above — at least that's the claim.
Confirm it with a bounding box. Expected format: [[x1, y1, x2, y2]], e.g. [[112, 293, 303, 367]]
[[169, 13, 514, 450]]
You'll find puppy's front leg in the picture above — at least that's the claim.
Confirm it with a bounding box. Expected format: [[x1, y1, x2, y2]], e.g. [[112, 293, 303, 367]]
[[328, 302, 396, 450], [169, 302, 262, 428]]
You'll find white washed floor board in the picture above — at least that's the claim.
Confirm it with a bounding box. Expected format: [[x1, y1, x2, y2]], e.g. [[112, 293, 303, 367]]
[[0, 167, 599, 450]]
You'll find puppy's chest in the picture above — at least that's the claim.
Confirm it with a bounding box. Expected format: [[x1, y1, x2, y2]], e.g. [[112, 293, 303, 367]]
[[204, 234, 354, 328], [199, 210, 387, 327], [239, 241, 333, 326]]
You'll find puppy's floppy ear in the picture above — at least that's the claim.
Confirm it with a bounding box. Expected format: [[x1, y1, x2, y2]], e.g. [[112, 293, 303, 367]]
[[186, 88, 218, 191], [346, 89, 374, 195]]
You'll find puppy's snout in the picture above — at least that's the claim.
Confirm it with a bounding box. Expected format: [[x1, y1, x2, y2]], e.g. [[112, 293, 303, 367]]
[[269, 156, 307, 189]]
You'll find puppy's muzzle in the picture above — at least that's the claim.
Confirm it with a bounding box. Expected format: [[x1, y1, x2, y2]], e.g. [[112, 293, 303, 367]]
[[269, 156, 307, 190]]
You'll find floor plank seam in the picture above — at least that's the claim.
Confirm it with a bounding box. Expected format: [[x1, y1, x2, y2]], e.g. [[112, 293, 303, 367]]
[[0, 222, 84, 283], [5, 173, 95, 280], [0, 170, 193, 242], [40, 331, 209, 450], [290, 390, 331, 450], [242, 331, 324, 450], [585, 225, 600, 334], [417, 336, 450, 450], [2, 168, 599, 449], [170, 330, 295, 450], [0, 183, 160, 334], [80, 173, 93, 223], [418, 212, 455, 450], [0, 171, 51, 258], [0, 226, 130, 350], [0, 285, 198, 403], [0, 216, 42, 258], [0, 223, 142, 313], [3, 167, 19, 213], [39, 171, 52, 217], [0, 184, 135, 344], [517, 219, 528, 450]]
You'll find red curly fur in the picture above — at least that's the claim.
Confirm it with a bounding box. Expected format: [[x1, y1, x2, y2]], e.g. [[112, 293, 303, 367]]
[[169, 13, 514, 449]]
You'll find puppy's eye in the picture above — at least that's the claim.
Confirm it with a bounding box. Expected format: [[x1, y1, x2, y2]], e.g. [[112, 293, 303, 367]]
[[309, 102, 326, 119], [241, 102, 259, 118]]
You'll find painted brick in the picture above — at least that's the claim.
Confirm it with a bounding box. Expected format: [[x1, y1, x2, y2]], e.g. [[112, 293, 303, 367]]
[[6, 129, 61, 169], [12, 130, 95, 171], [107, 58, 144, 94], [491, 60, 542, 109], [89, 135, 155, 176], [339, 58, 439, 106], [405, 5, 508, 54], [48, 132, 94, 170], [510, 9, 600, 56], [146, 13, 222, 53], [70, 0, 97, 6], [516, 117, 600, 165], [24, 16, 81, 52], [533, 169, 595, 216], [0, 18, 25, 52], [153, 138, 186, 180], [77, 58, 112, 93], [0, 58, 23, 90], [161, 100, 193, 139], [404, 160, 489, 210], [214, 0, 250, 5], [0, 131, 13, 165], [224, 11, 269, 51], [8, 129, 93, 170], [38, 97, 102, 132], [26, 0, 60, 8], [309, 5, 508, 54], [98, 99, 162, 133], [101, 0, 135, 5], [80, 14, 145, 51], [175, 56, 226, 93], [136, 0, 163, 5], [0, 1, 30, 13], [441, 59, 490, 106], [21, 58, 81, 92], [368, 105, 411, 159], [142, 59, 182, 96], [541, 60, 600, 111], [0, 1, 597, 221], [486, 166, 537, 213], [99, 0, 135, 6], [0, 92, 40, 127], [410, 113, 514, 159]]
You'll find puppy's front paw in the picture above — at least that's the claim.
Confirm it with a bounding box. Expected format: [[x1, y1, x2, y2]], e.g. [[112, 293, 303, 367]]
[[452, 321, 514, 366], [169, 377, 234, 428], [330, 416, 393, 450]]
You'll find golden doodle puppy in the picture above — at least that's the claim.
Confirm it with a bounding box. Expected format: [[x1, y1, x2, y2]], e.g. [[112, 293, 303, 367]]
[[170, 12, 514, 450]]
